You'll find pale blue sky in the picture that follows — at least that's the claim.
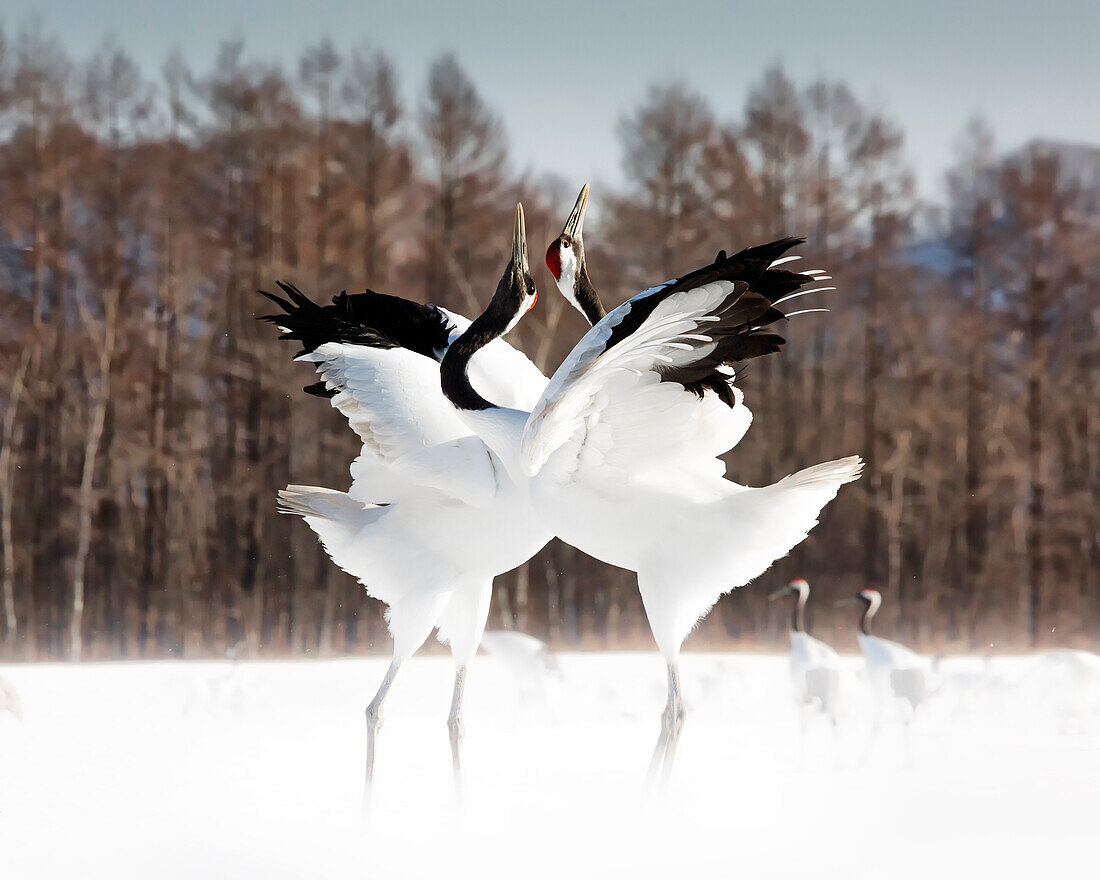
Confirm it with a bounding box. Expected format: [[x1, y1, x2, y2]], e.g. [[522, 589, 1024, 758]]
[[5, 0, 1099, 200]]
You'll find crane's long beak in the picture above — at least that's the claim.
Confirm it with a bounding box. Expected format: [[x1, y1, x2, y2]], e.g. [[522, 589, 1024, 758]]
[[513, 202, 529, 274], [834, 597, 859, 607], [562, 183, 589, 239], [767, 587, 789, 601]]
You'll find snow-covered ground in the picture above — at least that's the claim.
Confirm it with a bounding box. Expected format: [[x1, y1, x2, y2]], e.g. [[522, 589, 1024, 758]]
[[1, 651, 1096, 879]]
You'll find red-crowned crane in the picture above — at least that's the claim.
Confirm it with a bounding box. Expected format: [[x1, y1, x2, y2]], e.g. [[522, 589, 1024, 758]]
[[260, 206, 548, 806], [439, 187, 861, 790]]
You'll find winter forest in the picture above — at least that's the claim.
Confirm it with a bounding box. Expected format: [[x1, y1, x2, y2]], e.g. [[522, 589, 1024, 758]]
[[1, 24, 1098, 662]]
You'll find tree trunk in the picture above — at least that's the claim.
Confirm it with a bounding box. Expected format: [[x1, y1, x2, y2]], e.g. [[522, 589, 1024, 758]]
[[71, 289, 120, 661], [0, 347, 32, 642], [1025, 271, 1046, 645]]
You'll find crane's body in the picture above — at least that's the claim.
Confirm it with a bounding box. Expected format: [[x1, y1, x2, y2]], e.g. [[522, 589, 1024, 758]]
[[0, 676, 22, 721], [790, 631, 841, 713], [857, 633, 923, 691], [771, 578, 841, 727], [281, 472, 544, 662], [440, 192, 861, 789], [261, 281, 550, 803], [843, 589, 932, 750], [480, 630, 563, 695], [531, 460, 861, 662]]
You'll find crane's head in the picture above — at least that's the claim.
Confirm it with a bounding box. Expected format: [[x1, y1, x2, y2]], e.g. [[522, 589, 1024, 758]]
[[768, 577, 810, 602], [856, 589, 883, 621], [836, 588, 882, 616], [492, 203, 538, 336], [546, 183, 603, 327]]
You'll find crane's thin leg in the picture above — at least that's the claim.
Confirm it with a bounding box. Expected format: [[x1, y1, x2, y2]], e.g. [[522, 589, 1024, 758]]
[[644, 664, 674, 791], [903, 708, 915, 767], [830, 710, 842, 769], [861, 692, 883, 766], [644, 722, 670, 792], [797, 703, 810, 770], [448, 665, 468, 807], [363, 661, 399, 813], [645, 662, 686, 795], [659, 662, 687, 790]]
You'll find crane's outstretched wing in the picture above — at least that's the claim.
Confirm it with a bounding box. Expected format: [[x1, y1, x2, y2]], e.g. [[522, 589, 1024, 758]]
[[521, 238, 824, 481], [301, 342, 497, 503], [261, 284, 548, 504]]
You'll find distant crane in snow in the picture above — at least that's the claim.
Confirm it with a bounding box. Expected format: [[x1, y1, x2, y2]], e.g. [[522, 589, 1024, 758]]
[[480, 630, 563, 709], [480, 630, 562, 680], [839, 588, 932, 756], [0, 675, 22, 720], [770, 578, 841, 728], [1022, 649, 1100, 732]]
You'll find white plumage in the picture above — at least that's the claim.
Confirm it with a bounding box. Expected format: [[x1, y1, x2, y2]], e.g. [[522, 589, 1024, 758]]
[[0, 675, 22, 721], [284, 330, 550, 661], [480, 630, 562, 680], [771, 578, 841, 725], [843, 589, 933, 745], [522, 280, 754, 481], [518, 270, 861, 659], [442, 193, 862, 788], [791, 632, 842, 720], [850, 590, 926, 700], [1020, 649, 1100, 731], [262, 282, 552, 802]]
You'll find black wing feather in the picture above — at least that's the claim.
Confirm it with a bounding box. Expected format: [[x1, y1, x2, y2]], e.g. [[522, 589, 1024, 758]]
[[259, 282, 456, 359], [601, 237, 816, 406], [258, 282, 457, 396]]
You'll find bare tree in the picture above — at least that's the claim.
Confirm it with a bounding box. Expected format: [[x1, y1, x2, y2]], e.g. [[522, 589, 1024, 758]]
[[0, 30, 1097, 660], [849, 111, 912, 610], [300, 39, 340, 285], [0, 346, 30, 642], [744, 65, 809, 232], [419, 53, 507, 310], [947, 117, 997, 640], [617, 81, 715, 279], [69, 41, 152, 659], [341, 44, 403, 287]]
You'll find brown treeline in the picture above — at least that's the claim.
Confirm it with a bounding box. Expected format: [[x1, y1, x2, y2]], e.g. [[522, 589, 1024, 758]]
[[1, 26, 1098, 660]]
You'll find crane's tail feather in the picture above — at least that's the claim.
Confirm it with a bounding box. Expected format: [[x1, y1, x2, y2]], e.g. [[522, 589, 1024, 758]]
[[774, 455, 864, 492], [277, 485, 377, 522], [748, 454, 864, 564], [713, 455, 864, 591], [277, 485, 390, 596]]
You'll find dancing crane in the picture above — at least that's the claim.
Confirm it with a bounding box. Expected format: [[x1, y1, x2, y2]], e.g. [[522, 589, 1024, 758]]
[[260, 210, 549, 804], [439, 186, 861, 790]]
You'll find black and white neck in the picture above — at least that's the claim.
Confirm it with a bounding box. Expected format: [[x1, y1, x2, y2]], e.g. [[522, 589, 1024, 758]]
[[789, 579, 809, 634], [441, 204, 538, 413], [546, 183, 605, 328], [769, 578, 810, 634], [858, 589, 882, 636]]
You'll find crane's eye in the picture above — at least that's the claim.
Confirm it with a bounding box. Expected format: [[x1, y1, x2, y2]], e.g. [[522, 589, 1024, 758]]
[[561, 237, 571, 249]]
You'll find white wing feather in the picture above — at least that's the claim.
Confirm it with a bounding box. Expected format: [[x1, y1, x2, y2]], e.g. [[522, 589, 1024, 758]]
[[303, 342, 471, 459], [520, 279, 751, 480], [302, 317, 548, 504]]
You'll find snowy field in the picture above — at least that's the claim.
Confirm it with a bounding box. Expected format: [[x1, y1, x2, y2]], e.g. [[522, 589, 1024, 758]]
[[1, 650, 1097, 879]]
